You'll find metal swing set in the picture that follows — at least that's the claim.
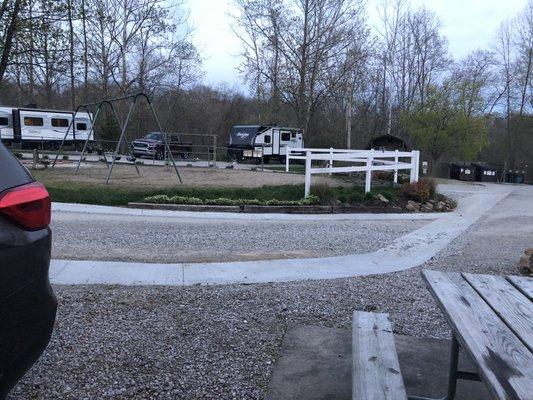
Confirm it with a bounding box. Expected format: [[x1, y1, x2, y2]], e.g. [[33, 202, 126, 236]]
[[51, 92, 182, 184]]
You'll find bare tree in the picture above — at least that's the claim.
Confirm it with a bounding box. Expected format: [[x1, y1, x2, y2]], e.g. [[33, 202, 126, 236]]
[[0, 0, 23, 85], [232, 0, 368, 140]]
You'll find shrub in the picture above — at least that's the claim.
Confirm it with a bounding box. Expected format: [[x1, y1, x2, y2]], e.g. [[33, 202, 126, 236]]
[[42, 154, 49, 160], [265, 199, 282, 206], [373, 171, 393, 181], [243, 198, 263, 206], [337, 194, 347, 203], [347, 192, 364, 204], [310, 181, 334, 205], [144, 195, 171, 204], [62, 155, 69, 161], [421, 177, 437, 199], [300, 195, 320, 205], [208, 197, 238, 206], [401, 177, 437, 203], [142, 193, 319, 207], [13, 152, 23, 159], [169, 195, 203, 205]]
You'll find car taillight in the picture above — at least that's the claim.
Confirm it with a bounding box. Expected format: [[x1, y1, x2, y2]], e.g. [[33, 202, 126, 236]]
[[0, 182, 51, 231]]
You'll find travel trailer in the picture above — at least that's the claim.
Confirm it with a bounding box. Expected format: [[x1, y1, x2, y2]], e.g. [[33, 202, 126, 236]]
[[0, 106, 93, 148], [227, 125, 304, 163]]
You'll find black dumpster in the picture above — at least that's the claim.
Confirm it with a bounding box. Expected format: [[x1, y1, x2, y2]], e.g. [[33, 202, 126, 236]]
[[505, 170, 526, 184], [450, 163, 476, 181], [472, 162, 499, 182]]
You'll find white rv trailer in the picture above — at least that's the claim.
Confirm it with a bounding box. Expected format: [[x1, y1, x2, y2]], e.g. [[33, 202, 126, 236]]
[[0, 106, 93, 148], [227, 125, 304, 162]]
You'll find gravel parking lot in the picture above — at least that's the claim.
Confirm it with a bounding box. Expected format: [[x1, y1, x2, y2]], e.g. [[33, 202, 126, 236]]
[[51, 214, 429, 263], [9, 185, 532, 400]]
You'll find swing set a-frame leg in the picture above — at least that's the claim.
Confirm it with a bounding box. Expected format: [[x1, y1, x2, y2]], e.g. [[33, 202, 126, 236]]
[[146, 97, 182, 184]]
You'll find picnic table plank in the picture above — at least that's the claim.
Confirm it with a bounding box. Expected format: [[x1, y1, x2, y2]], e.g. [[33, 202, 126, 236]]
[[507, 275, 533, 301], [463, 273, 533, 353], [352, 311, 407, 400], [422, 270, 533, 400]]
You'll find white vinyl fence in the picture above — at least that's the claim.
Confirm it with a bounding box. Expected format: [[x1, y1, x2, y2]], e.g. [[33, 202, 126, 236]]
[[286, 148, 420, 196]]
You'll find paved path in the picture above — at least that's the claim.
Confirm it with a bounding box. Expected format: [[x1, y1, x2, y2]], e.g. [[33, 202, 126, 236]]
[[49, 183, 515, 286]]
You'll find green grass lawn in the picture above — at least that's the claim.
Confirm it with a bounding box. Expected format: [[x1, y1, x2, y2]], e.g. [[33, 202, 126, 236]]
[[42, 180, 400, 206]]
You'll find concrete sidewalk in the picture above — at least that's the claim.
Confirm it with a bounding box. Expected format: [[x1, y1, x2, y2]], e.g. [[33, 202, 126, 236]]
[[49, 184, 514, 286], [266, 325, 489, 400]]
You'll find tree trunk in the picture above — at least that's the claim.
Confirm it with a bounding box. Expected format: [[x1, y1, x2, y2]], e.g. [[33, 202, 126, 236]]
[[67, 0, 76, 109], [0, 0, 22, 85]]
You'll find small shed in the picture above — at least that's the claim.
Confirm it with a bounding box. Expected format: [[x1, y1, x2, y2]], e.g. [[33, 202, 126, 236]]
[[450, 163, 476, 181], [472, 163, 499, 182], [366, 134, 411, 151]]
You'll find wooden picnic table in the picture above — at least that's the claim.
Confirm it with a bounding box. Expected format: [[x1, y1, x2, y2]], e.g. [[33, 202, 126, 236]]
[[420, 270, 533, 400]]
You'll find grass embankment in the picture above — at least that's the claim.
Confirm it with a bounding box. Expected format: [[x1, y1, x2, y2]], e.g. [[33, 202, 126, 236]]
[[39, 178, 398, 207]]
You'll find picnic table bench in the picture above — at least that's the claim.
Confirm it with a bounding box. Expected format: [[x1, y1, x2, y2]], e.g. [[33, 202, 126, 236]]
[[352, 270, 533, 400]]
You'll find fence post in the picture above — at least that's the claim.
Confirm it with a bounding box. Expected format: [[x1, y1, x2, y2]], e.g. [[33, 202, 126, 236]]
[[393, 149, 399, 184], [365, 150, 373, 193], [213, 135, 217, 168], [415, 150, 420, 182], [261, 143, 264, 172], [410, 150, 417, 183], [286, 147, 290, 172], [328, 147, 333, 175], [304, 151, 311, 197]]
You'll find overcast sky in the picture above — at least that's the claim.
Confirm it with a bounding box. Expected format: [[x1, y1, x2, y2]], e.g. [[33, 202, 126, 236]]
[[186, 0, 528, 90]]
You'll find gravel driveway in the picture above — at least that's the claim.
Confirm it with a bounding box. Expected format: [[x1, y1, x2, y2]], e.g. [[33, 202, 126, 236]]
[[51, 214, 428, 263], [9, 185, 532, 400]]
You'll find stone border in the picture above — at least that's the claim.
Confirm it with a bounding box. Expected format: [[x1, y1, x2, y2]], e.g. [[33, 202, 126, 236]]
[[127, 202, 408, 214]]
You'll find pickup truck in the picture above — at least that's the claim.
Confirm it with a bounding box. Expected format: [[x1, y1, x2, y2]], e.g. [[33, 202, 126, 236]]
[[132, 132, 193, 160]]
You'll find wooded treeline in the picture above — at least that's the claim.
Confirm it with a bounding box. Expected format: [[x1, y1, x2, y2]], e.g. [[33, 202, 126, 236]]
[[1, 0, 532, 173]]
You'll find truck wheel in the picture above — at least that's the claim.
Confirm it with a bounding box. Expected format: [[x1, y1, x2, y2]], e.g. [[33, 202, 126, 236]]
[[155, 150, 164, 160]]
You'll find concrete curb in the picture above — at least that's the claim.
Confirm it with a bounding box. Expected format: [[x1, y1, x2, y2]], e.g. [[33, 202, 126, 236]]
[[127, 202, 409, 214], [52, 202, 442, 221]]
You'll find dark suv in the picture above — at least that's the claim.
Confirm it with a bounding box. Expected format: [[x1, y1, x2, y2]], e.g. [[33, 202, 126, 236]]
[[0, 143, 57, 399], [132, 132, 193, 160]]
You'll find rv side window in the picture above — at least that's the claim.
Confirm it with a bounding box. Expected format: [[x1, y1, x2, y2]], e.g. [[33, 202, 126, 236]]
[[0, 117, 8, 126], [281, 131, 291, 141], [52, 118, 70, 128], [264, 135, 271, 144], [76, 122, 87, 131], [24, 117, 44, 126]]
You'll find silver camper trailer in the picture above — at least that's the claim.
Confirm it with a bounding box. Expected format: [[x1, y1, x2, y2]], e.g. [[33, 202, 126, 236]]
[[227, 125, 303, 163], [0, 106, 93, 149]]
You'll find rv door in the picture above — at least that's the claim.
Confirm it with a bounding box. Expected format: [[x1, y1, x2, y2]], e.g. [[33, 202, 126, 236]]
[[271, 129, 280, 155], [279, 130, 292, 155]]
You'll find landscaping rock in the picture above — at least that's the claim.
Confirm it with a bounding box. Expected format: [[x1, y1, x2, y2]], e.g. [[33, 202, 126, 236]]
[[376, 194, 389, 203], [435, 201, 446, 212], [405, 200, 420, 212], [519, 249, 533, 275], [421, 203, 434, 212]]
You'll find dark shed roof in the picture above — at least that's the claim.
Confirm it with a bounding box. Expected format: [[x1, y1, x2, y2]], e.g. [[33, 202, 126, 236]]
[[366, 134, 411, 151]]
